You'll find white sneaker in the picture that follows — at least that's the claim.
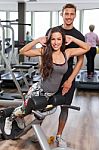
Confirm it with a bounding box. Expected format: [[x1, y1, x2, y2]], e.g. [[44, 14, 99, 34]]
[[13, 105, 25, 117], [56, 135, 67, 148], [15, 117, 25, 129], [4, 117, 12, 135]]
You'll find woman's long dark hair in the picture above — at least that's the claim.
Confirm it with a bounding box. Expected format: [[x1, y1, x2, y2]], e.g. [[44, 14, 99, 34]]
[[40, 27, 66, 79]]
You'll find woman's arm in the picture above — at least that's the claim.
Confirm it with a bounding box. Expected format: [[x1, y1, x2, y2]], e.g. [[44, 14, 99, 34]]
[[65, 35, 91, 59], [19, 37, 47, 57], [66, 35, 90, 50]]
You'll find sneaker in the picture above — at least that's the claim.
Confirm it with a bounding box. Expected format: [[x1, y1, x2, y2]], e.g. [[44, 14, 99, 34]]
[[56, 135, 67, 148], [15, 117, 25, 129], [4, 117, 12, 135], [31, 133, 38, 143], [13, 105, 25, 117], [87, 75, 92, 79]]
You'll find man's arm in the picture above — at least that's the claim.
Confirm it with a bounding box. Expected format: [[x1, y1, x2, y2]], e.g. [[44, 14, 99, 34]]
[[62, 55, 84, 95]]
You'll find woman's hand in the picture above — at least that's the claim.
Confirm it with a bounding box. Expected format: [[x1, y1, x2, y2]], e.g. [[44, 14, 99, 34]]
[[61, 79, 72, 95], [65, 35, 73, 45], [38, 36, 48, 46]]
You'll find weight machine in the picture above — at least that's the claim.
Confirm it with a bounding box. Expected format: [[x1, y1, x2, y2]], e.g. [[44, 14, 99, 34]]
[[0, 92, 80, 150]]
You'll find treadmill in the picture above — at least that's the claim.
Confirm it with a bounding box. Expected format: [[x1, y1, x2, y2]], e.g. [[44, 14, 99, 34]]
[[75, 69, 99, 90], [0, 22, 28, 106], [0, 24, 33, 88]]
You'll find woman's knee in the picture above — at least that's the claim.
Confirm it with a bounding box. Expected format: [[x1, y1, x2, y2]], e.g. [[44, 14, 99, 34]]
[[59, 106, 68, 120], [24, 98, 33, 115]]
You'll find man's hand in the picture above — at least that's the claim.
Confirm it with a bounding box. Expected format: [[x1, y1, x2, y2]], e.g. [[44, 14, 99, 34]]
[[61, 79, 72, 95]]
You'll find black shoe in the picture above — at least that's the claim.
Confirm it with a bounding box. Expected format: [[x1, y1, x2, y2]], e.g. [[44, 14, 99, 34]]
[[87, 75, 93, 79]]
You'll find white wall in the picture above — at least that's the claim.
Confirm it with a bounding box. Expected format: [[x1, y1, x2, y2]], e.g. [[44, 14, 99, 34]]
[[0, 2, 99, 11], [0, 3, 18, 11], [26, 2, 99, 11]]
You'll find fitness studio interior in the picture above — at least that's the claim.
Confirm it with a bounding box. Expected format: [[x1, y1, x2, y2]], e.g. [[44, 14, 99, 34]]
[[0, 0, 99, 150]]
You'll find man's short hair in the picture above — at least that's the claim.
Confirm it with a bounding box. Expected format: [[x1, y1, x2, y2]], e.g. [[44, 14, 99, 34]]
[[62, 3, 77, 15]]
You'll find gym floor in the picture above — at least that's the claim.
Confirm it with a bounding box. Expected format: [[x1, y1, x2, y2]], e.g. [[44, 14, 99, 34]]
[[0, 89, 99, 150]]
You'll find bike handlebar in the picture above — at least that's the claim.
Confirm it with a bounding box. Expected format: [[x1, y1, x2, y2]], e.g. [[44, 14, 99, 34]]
[[63, 105, 80, 111], [32, 104, 80, 120]]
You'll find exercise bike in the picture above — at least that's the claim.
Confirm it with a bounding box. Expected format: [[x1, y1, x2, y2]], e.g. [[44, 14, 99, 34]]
[[0, 94, 80, 150]]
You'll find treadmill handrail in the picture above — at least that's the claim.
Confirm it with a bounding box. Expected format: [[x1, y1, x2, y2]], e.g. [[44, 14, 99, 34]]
[[0, 21, 25, 101], [3, 24, 14, 64]]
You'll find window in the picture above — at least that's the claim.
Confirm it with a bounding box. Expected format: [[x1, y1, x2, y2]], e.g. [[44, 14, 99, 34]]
[[52, 12, 59, 27], [83, 9, 99, 36], [34, 12, 50, 38], [10, 12, 18, 40], [0, 12, 6, 41], [26, 12, 31, 38], [59, 10, 80, 30]]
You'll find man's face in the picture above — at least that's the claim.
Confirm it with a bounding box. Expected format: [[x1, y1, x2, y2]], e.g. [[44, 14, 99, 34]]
[[62, 8, 76, 26]]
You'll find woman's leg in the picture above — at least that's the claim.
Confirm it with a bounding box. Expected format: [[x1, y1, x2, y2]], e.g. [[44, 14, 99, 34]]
[[4, 97, 34, 135], [55, 82, 75, 147], [55, 106, 68, 148], [4, 85, 36, 135], [57, 106, 68, 135]]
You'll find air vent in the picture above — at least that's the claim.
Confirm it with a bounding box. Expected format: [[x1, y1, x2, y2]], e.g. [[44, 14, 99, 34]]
[[28, 0, 37, 1]]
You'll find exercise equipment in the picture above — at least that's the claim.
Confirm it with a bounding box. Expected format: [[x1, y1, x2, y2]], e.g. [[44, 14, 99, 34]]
[[96, 47, 99, 54], [0, 22, 27, 106], [1, 19, 31, 26], [0, 93, 80, 150], [0, 20, 34, 88], [75, 69, 99, 90], [0, 23, 31, 88], [0, 21, 40, 107], [5, 38, 11, 46]]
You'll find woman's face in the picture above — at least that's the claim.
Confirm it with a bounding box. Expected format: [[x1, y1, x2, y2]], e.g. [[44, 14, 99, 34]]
[[51, 32, 63, 51]]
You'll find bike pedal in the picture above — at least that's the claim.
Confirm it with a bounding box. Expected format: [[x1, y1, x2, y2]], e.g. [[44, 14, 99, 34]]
[[0, 110, 5, 117]]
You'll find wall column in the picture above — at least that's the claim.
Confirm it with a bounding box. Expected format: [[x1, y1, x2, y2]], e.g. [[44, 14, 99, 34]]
[[18, 2, 26, 62]]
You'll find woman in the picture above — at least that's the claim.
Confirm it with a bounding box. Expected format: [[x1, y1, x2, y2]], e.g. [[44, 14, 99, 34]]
[[85, 25, 99, 78], [26, 31, 32, 43], [4, 27, 90, 146]]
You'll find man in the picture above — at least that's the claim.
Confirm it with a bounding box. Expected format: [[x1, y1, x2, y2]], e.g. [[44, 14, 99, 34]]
[[52, 3, 85, 148]]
